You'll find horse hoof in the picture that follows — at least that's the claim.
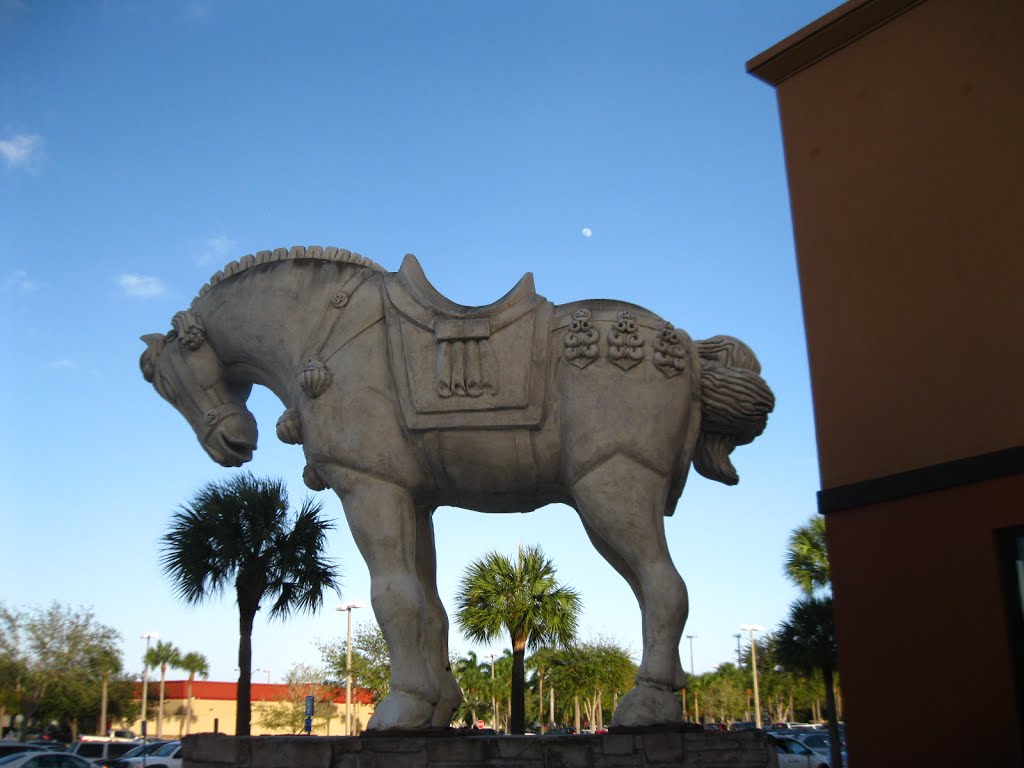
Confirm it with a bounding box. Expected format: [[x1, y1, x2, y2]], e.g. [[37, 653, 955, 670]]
[[367, 691, 436, 731], [431, 676, 463, 728], [610, 685, 681, 727]]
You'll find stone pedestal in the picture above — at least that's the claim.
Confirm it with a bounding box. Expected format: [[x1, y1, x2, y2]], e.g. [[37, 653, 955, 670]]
[[184, 729, 777, 768]]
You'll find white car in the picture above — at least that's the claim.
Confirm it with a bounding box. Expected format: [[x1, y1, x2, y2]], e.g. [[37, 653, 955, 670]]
[[772, 736, 831, 768], [794, 731, 847, 765], [117, 741, 182, 768], [0, 752, 94, 768]]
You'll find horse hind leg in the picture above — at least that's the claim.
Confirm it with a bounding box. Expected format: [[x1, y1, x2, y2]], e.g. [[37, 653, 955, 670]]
[[413, 505, 464, 727], [572, 453, 688, 727]]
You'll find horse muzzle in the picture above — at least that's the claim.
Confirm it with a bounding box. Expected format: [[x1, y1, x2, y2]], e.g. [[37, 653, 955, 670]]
[[201, 409, 258, 467]]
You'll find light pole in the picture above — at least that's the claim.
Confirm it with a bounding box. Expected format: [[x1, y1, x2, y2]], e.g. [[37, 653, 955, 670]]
[[255, 668, 271, 683], [139, 632, 158, 741], [740, 624, 764, 728], [337, 601, 364, 735], [685, 634, 697, 675]]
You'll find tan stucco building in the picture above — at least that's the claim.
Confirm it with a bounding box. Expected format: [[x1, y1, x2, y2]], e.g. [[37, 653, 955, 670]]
[[136, 680, 374, 738], [748, 0, 1024, 765]]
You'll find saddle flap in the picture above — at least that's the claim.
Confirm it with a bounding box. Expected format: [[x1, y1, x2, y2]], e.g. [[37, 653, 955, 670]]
[[382, 256, 551, 430]]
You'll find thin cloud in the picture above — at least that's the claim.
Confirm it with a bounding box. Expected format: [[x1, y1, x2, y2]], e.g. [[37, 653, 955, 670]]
[[119, 274, 166, 298], [4, 270, 37, 293], [197, 235, 237, 266], [46, 359, 75, 370], [0, 133, 42, 169]]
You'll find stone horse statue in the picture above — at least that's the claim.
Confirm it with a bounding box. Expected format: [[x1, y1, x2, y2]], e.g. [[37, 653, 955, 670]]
[[140, 246, 774, 730]]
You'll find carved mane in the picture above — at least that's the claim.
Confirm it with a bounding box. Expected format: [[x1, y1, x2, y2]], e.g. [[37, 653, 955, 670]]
[[189, 245, 387, 308]]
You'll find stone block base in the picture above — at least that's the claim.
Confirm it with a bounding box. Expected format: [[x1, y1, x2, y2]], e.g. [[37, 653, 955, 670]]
[[184, 729, 777, 768]]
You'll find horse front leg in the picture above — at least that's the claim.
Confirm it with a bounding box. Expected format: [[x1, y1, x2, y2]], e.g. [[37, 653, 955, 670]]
[[572, 453, 688, 727], [334, 476, 439, 730]]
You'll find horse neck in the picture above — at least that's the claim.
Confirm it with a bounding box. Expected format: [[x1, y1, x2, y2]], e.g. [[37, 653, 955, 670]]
[[192, 260, 373, 403]]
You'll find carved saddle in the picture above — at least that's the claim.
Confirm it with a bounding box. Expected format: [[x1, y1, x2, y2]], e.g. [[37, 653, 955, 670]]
[[382, 254, 552, 430]]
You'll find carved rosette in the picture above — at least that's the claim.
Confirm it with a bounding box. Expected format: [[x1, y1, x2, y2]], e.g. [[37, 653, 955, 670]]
[[303, 464, 330, 491], [299, 356, 332, 398], [330, 291, 349, 309], [564, 308, 599, 369], [607, 311, 644, 371], [275, 409, 303, 445], [653, 322, 687, 377]]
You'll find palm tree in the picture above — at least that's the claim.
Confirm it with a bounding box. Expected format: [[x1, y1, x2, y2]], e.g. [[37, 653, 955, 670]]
[[178, 651, 209, 735], [160, 473, 339, 736], [784, 515, 830, 594], [454, 545, 581, 734], [144, 640, 181, 738], [776, 595, 843, 768]]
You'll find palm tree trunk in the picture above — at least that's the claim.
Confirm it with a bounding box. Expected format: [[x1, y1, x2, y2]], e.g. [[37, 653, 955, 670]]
[[511, 641, 526, 734], [100, 672, 109, 736], [237, 608, 255, 736], [158, 663, 166, 738], [822, 662, 843, 768], [186, 673, 195, 736]]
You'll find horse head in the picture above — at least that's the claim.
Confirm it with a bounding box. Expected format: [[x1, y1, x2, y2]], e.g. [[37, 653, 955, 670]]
[[140, 310, 258, 467]]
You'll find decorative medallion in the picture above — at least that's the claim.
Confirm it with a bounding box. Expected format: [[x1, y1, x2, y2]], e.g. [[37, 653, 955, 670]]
[[607, 311, 644, 371], [330, 291, 350, 309], [299, 356, 332, 398], [653, 322, 687, 378], [303, 464, 329, 491], [171, 311, 207, 350], [564, 308, 599, 369], [275, 408, 303, 445]]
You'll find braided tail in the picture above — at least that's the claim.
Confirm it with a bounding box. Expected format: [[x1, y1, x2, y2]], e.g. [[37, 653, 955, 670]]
[[693, 336, 775, 485]]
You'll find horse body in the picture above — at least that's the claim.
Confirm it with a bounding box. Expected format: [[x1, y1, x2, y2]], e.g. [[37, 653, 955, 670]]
[[140, 248, 774, 731]]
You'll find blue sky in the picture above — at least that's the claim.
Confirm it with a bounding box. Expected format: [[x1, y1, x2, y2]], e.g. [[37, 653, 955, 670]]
[[1, 0, 839, 687]]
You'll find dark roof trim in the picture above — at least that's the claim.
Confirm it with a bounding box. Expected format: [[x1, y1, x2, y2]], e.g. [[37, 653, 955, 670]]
[[747, 0, 926, 86], [819, 445, 1024, 515]]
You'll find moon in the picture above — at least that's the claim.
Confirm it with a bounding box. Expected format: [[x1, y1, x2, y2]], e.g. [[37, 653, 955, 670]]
[[581, 227, 592, 238]]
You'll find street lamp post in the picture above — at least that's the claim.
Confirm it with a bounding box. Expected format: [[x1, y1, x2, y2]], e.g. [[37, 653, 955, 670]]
[[337, 601, 364, 735], [739, 624, 764, 728], [685, 634, 697, 676]]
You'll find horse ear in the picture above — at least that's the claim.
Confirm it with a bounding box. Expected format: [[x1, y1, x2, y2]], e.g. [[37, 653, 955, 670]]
[[141, 333, 164, 346], [139, 334, 166, 383]]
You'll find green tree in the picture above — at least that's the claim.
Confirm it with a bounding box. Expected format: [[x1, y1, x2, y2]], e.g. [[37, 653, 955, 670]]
[[0, 603, 123, 739], [454, 545, 581, 734], [542, 639, 635, 730], [319, 622, 390, 704], [144, 640, 181, 738], [177, 651, 209, 736], [254, 663, 337, 734], [451, 651, 491, 727], [776, 595, 843, 768], [785, 515, 830, 594], [160, 473, 339, 736]]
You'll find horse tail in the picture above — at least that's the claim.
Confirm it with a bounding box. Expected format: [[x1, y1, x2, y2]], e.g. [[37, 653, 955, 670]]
[[693, 335, 775, 485]]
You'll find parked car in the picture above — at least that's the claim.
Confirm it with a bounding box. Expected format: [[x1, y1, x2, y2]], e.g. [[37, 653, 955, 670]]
[[0, 746, 47, 760], [67, 741, 138, 764], [771, 735, 831, 768], [0, 753, 93, 768], [117, 741, 181, 768], [703, 723, 729, 732], [21, 744, 66, 753], [730, 721, 757, 731], [794, 731, 847, 766], [95, 742, 168, 768]]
